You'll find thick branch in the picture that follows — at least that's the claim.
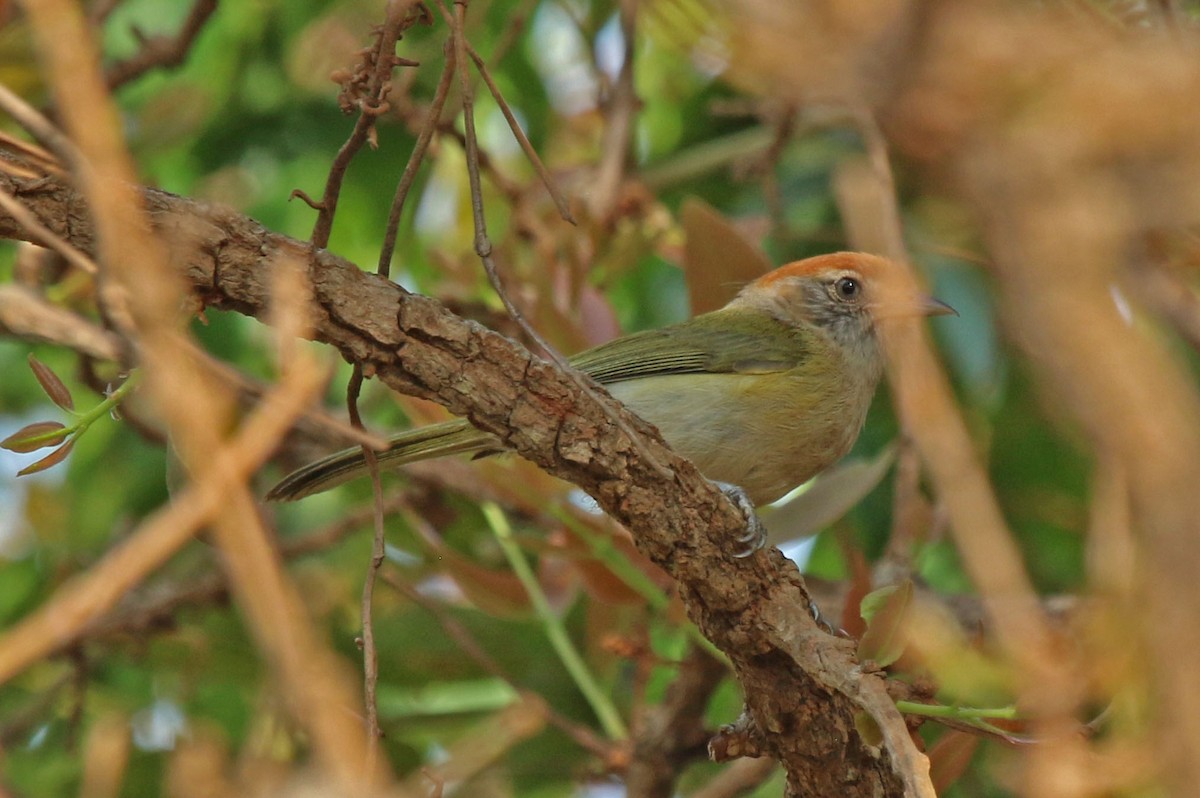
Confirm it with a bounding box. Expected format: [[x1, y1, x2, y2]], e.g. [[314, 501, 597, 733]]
[[0, 167, 928, 797]]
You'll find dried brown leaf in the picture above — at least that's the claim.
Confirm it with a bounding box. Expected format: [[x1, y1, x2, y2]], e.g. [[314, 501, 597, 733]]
[[27, 353, 74, 411], [928, 731, 980, 793], [17, 437, 76, 476], [681, 197, 772, 315], [2, 420, 69, 453]]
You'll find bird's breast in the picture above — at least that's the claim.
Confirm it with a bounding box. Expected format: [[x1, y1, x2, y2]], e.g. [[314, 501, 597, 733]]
[[606, 365, 876, 505]]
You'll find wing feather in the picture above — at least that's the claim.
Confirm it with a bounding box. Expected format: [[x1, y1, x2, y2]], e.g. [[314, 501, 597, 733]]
[[569, 309, 809, 384]]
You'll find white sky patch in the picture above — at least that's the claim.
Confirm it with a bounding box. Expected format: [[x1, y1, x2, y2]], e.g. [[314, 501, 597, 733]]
[[566, 487, 602, 515], [778, 535, 819, 572], [594, 14, 625, 81], [132, 698, 187, 751], [529, 3, 599, 115], [479, 105, 525, 161], [575, 781, 626, 798], [413, 169, 459, 238]]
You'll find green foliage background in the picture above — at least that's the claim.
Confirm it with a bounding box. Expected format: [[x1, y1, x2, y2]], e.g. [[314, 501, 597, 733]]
[[0, 1, 1104, 795]]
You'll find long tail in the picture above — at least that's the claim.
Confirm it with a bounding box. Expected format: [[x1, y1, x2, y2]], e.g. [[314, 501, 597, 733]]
[[266, 420, 497, 502]]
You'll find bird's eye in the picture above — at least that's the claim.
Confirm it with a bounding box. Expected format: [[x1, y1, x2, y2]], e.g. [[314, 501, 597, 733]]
[[833, 276, 861, 301]]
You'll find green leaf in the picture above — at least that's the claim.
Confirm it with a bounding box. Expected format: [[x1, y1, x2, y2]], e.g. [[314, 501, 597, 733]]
[[857, 579, 913, 668]]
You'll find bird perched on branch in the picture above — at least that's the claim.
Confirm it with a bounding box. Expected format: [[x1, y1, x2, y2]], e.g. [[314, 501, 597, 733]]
[[268, 252, 953, 551]]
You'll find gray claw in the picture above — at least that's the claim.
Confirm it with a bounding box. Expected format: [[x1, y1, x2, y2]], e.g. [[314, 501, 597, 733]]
[[809, 599, 837, 634], [716, 482, 767, 557]]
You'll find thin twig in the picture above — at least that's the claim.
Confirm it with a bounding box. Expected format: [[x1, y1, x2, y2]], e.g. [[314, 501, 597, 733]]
[[104, 0, 219, 89], [348, 364, 388, 753], [487, 0, 538, 67], [310, 2, 416, 247], [445, 0, 673, 481], [377, 41, 458, 277], [0, 81, 85, 169], [464, 41, 575, 224], [434, 122, 524, 200], [0, 284, 121, 359], [587, 0, 637, 220], [0, 130, 66, 177], [429, 0, 575, 221]]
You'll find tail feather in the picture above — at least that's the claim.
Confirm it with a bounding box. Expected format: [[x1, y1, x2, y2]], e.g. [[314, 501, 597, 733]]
[[266, 420, 497, 501]]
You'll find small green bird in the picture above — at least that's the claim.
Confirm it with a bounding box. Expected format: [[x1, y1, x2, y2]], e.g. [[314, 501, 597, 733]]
[[268, 252, 952, 539]]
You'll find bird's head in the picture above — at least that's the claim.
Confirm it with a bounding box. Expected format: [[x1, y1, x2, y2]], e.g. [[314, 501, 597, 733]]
[[729, 252, 955, 368]]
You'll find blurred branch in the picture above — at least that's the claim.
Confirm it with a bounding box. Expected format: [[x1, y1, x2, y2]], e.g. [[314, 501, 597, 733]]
[[0, 283, 122, 359], [588, 0, 637, 220], [1135, 258, 1200, 353], [87, 497, 394, 645], [840, 106, 1062, 684], [626, 645, 727, 798], [309, 0, 424, 248], [18, 0, 394, 792], [0, 344, 328, 685], [80, 713, 130, 798], [688, 758, 778, 798], [399, 696, 548, 794], [103, 0, 219, 90], [377, 39, 457, 278], [464, 38, 575, 224]]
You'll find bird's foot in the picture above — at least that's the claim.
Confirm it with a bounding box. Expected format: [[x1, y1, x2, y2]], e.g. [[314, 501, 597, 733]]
[[714, 482, 766, 558], [809, 597, 837, 635], [708, 706, 767, 761]]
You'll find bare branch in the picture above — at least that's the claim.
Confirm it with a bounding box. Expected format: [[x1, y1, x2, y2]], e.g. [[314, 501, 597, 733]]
[[104, 0, 219, 89]]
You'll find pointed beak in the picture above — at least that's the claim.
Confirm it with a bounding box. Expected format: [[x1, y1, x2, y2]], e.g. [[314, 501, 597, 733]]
[[922, 296, 958, 317], [874, 295, 958, 320]]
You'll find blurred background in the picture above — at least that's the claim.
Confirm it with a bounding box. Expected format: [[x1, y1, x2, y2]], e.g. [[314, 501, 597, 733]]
[[3, 0, 1200, 795]]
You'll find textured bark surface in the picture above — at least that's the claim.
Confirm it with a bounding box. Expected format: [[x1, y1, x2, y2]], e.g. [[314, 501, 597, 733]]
[[0, 167, 926, 797]]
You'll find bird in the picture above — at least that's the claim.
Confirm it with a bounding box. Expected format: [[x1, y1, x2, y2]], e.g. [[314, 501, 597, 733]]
[[267, 252, 953, 550]]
